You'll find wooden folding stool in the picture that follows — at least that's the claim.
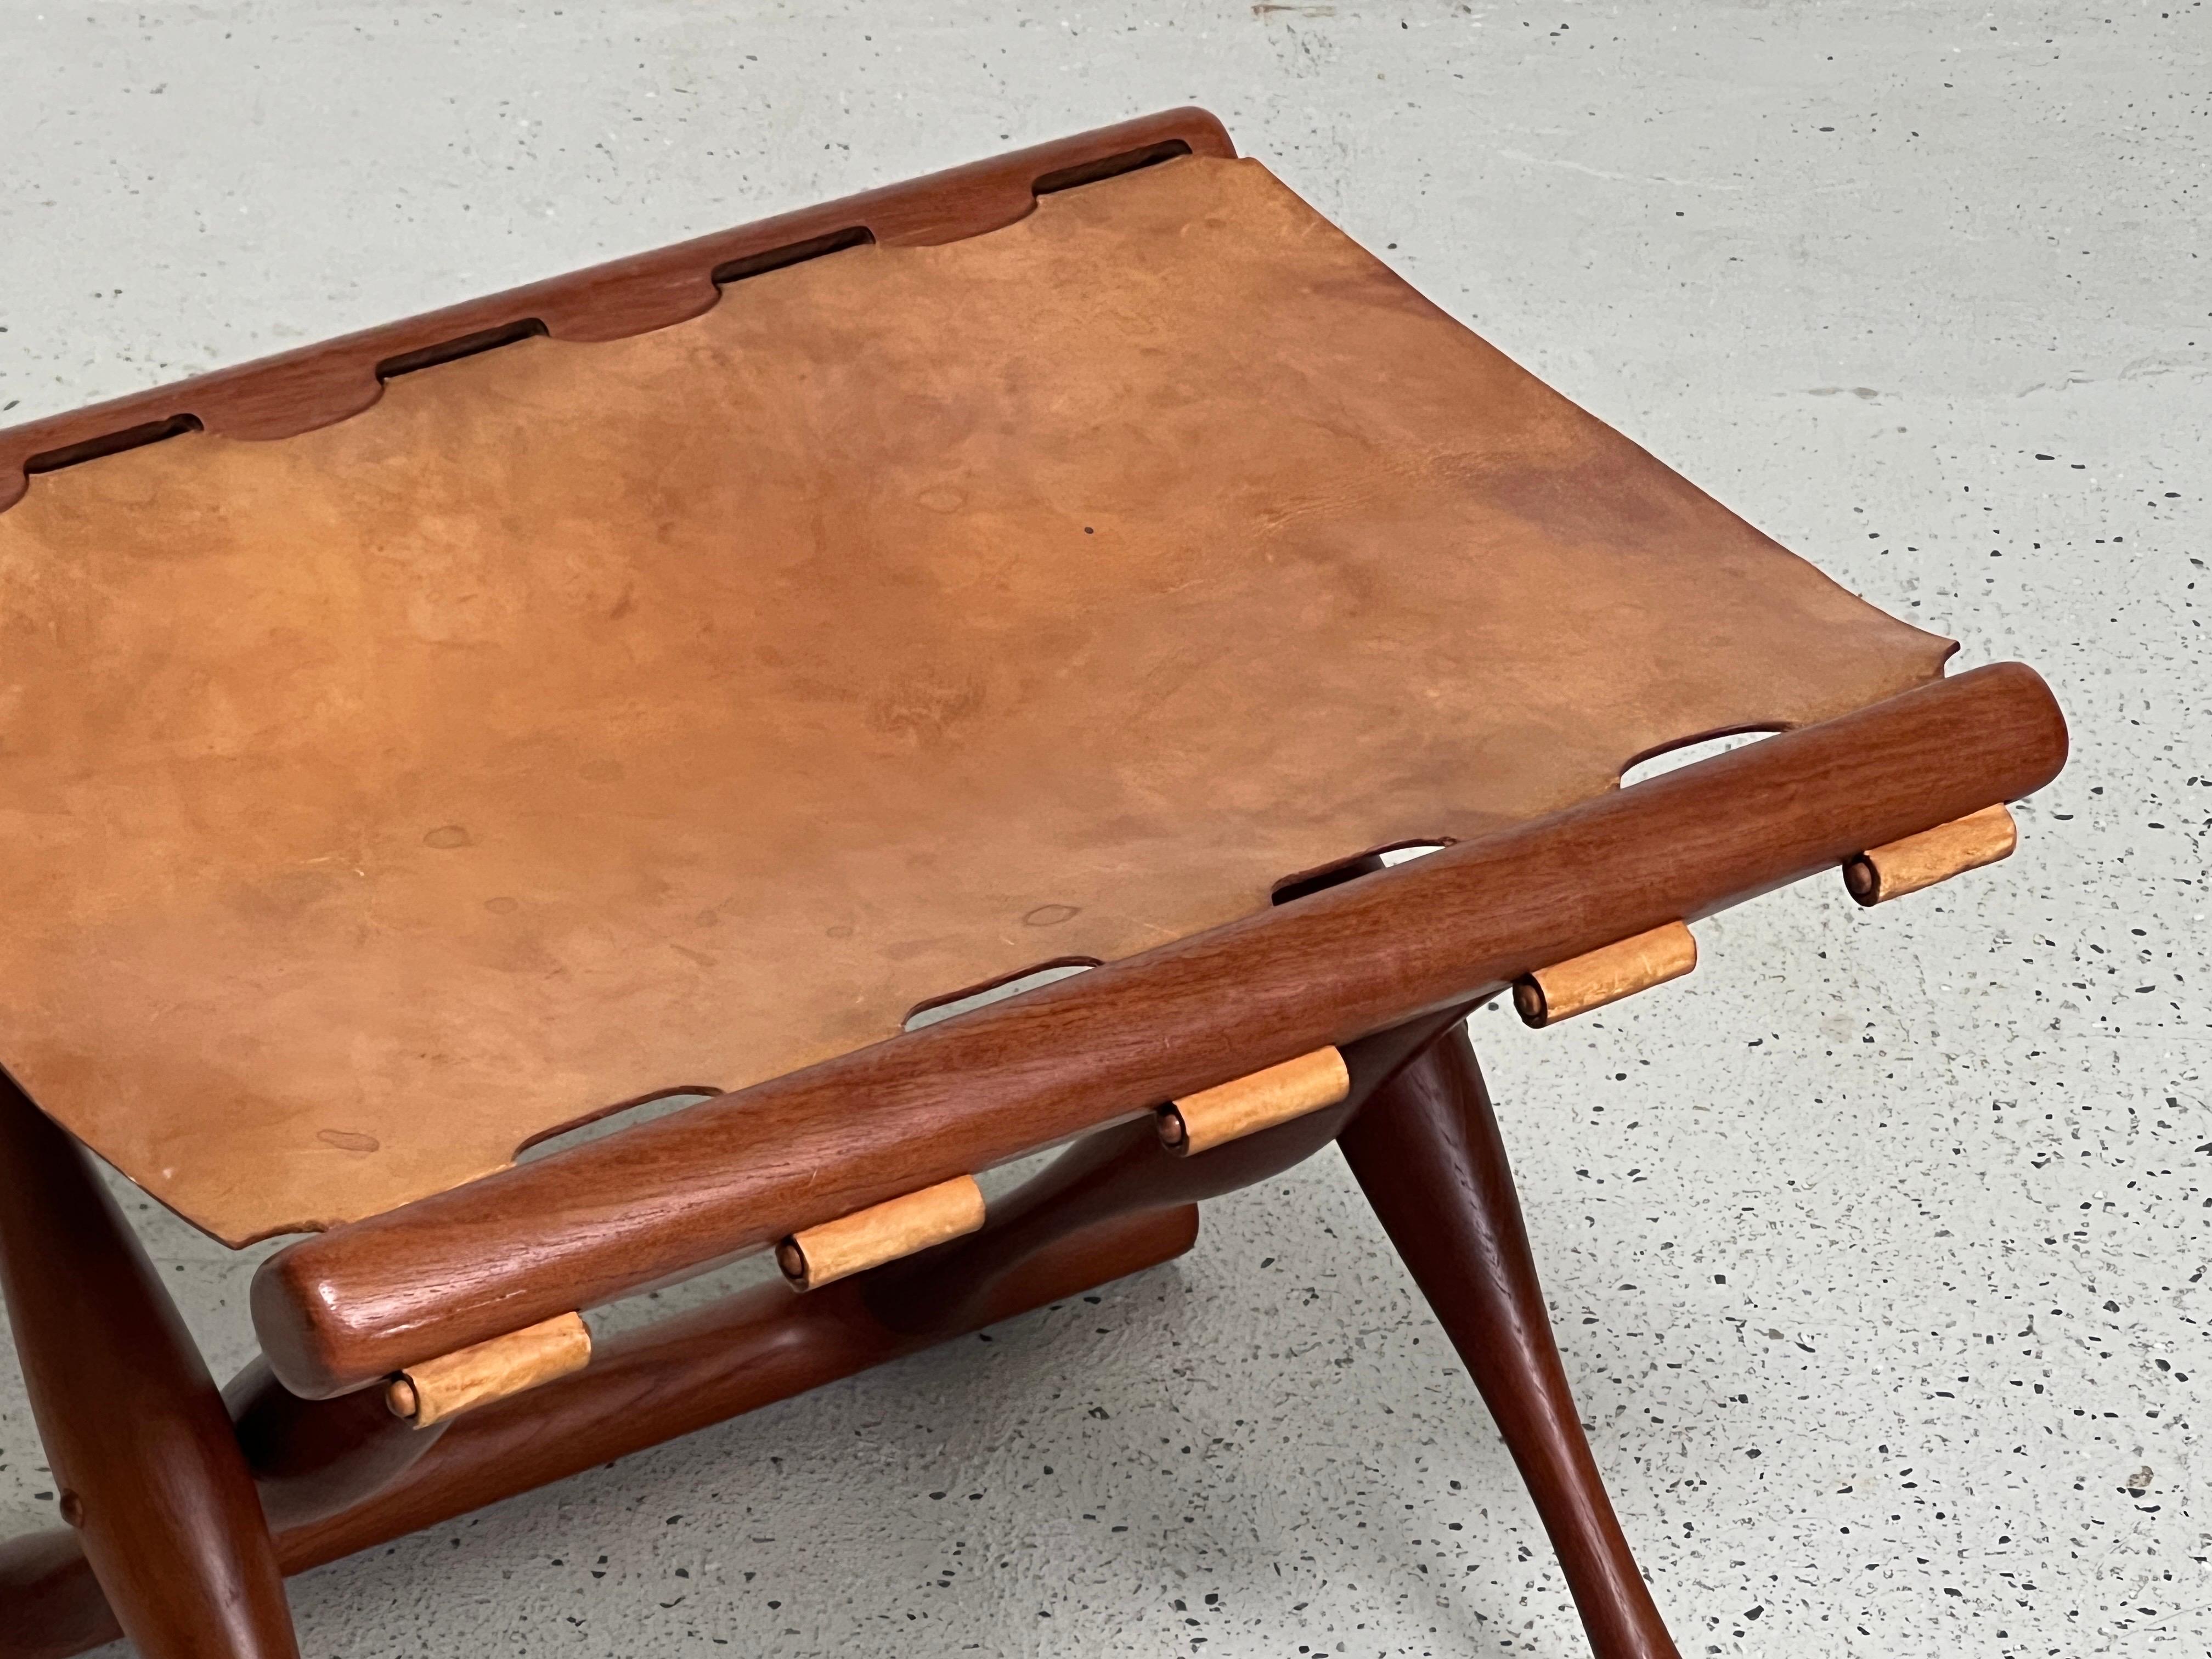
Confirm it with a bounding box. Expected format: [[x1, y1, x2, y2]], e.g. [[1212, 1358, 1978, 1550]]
[[0, 110, 2066, 1657]]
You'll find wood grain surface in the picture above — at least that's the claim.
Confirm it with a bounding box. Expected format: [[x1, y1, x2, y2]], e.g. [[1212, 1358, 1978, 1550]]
[[0, 1205, 1199, 1659], [1341, 1023, 1684, 1657], [251, 661, 2066, 1397], [1511, 920, 1699, 1028], [0, 1075, 298, 1656]]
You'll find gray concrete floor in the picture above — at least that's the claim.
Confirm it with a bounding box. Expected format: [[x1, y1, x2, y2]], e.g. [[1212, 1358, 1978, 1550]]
[[2, 3, 2207, 1655]]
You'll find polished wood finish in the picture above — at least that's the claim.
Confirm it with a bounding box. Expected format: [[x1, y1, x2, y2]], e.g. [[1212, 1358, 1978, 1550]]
[[1844, 800, 2018, 904], [386, 1311, 592, 1427], [777, 1175, 987, 1290], [0, 1533, 116, 1659], [865, 1006, 1473, 1336], [224, 1358, 445, 1531], [0, 109, 1231, 504], [1513, 920, 1698, 1029], [253, 661, 2065, 1397], [0, 1205, 1199, 1659], [0, 1075, 299, 1658], [297, 1206, 1197, 1568], [1159, 1045, 1350, 1154], [1339, 1024, 1681, 1659]]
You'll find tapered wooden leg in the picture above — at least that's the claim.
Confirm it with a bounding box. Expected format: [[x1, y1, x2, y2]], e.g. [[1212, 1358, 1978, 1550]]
[[0, 1073, 298, 1658], [0, 1205, 1200, 1659], [1336, 1023, 1681, 1659]]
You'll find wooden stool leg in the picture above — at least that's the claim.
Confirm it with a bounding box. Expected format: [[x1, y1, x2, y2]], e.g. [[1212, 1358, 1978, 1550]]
[[0, 1074, 298, 1659], [1336, 1023, 1681, 1659]]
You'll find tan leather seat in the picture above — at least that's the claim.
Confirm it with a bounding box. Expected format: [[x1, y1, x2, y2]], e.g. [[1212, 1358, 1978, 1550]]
[[0, 153, 1946, 1244]]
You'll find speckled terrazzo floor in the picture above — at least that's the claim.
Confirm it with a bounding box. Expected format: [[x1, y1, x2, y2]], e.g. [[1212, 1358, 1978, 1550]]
[[2, 3, 2207, 1655]]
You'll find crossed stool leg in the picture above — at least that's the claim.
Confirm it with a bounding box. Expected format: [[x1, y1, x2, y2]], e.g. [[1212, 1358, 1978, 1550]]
[[870, 1011, 1681, 1658], [0, 1073, 300, 1657], [0, 1014, 1677, 1658], [1340, 1021, 1681, 1659]]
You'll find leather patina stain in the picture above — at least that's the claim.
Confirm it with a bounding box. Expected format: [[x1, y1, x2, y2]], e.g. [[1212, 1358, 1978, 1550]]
[[0, 156, 1950, 1243]]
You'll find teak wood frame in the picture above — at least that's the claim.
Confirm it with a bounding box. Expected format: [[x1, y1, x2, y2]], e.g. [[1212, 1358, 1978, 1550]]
[[0, 111, 2069, 1659]]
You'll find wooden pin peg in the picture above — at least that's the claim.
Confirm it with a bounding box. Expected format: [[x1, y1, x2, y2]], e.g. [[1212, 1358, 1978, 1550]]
[[1843, 803, 2017, 905], [777, 1175, 987, 1291], [1514, 921, 1697, 1029], [385, 1311, 591, 1428], [1156, 1047, 1351, 1156]]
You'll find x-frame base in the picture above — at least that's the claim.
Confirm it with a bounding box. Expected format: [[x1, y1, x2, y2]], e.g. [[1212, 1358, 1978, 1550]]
[[0, 1015, 1678, 1658]]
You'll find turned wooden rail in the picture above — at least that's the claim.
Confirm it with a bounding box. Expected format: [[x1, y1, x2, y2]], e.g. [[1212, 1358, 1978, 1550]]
[[250, 662, 2066, 1397], [0, 1207, 1205, 1659]]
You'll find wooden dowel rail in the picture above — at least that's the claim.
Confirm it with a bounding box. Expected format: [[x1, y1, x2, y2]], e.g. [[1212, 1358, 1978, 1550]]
[[0, 1206, 1202, 1659], [251, 663, 2067, 1398]]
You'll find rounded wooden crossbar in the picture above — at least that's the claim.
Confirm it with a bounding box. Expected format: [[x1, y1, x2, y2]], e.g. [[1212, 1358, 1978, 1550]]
[[0, 1206, 1206, 1659], [250, 664, 2067, 1398], [1513, 921, 1697, 1028], [775, 1176, 987, 1291], [1843, 802, 2018, 905], [384, 1313, 591, 1429], [1157, 1048, 1351, 1155]]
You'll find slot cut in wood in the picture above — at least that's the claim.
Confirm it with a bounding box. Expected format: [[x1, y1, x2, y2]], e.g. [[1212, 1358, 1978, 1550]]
[[374, 318, 549, 382], [1156, 1047, 1351, 1156], [711, 226, 874, 287], [1032, 138, 1194, 196], [1842, 802, 2017, 906], [22, 413, 202, 476], [902, 956, 1101, 1032], [385, 1311, 590, 1428], [1514, 921, 1697, 1029], [776, 1175, 986, 1291]]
